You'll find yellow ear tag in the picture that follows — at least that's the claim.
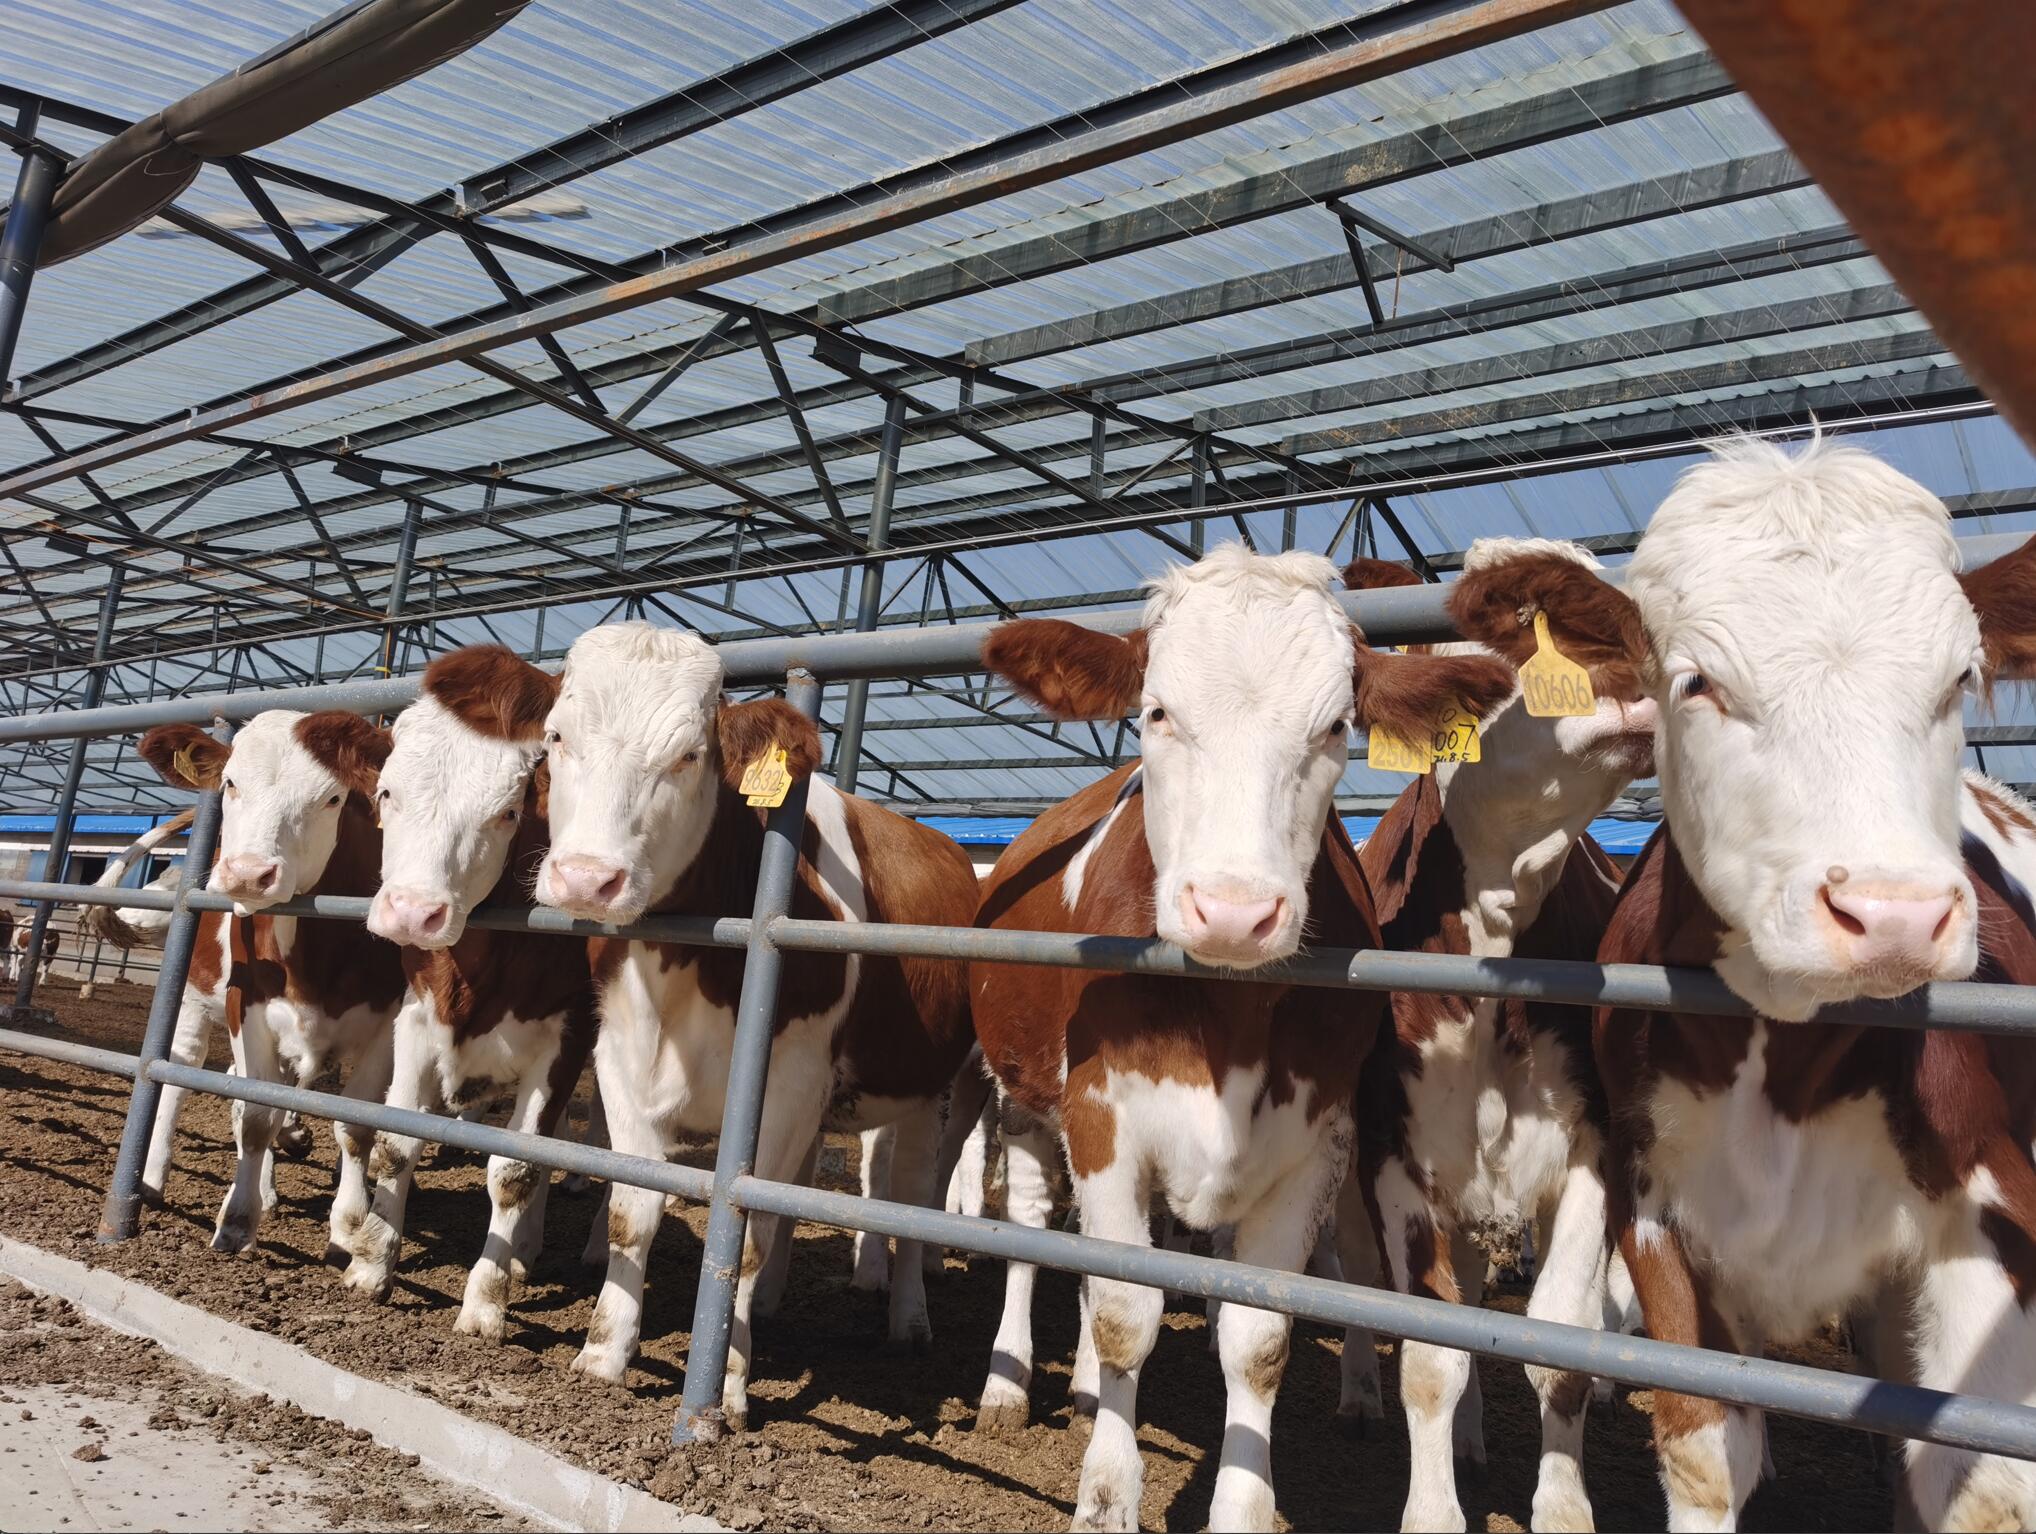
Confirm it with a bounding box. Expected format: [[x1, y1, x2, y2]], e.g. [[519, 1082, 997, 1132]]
[[739, 746, 793, 809], [1367, 722, 1433, 776], [1430, 699, 1482, 765], [1518, 611, 1596, 718], [171, 743, 201, 786]]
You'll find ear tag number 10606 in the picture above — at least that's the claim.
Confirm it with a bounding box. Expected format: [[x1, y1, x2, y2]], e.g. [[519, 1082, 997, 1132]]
[[739, 747, 793, 808], [1519, 611, 1595, 718]]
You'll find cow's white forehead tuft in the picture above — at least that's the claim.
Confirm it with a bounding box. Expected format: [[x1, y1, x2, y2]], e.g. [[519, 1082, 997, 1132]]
[[1463, 535, 1607, 575], [1141, 542, 1342, 627], [558, 622, 723, 711]]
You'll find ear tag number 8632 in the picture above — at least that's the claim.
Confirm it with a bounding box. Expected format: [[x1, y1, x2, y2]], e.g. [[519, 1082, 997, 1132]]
[[739, 747, 793, 808]]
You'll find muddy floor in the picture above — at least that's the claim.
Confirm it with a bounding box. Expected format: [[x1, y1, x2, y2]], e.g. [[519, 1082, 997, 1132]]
[[1, 977, 1894, 1531]]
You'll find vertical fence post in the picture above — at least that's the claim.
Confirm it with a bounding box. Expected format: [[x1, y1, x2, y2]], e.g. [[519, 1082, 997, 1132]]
[[0, 108, 59, 390], [97, 719, 229, 1242], [13, 564, 123, 1015], [674, 669, 822, 1444], [379, 497, 421, 678], [832, 395, 906, 795]]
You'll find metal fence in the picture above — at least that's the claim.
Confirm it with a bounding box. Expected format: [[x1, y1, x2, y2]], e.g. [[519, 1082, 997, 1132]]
[[6, 570, 2036, 1467]]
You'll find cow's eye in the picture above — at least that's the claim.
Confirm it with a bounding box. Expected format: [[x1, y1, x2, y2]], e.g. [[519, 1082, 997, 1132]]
[[671, 751, 699, 773], [1677, 672, 1710, 702], [544, 729, 562, 749], [325, 792, 343, 808], [499, 806, 520, 824], [1327, 719, 1348, 739], [1145, 705, 1168, 728]]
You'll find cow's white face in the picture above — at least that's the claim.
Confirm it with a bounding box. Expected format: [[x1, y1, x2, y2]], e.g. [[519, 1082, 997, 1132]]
[[1629, 442, 1980, 1017], [368, 694, 538, 948], [1135, 548, 1359, 966], [536, 624, 724, 924], [210, 712, 350, 913]]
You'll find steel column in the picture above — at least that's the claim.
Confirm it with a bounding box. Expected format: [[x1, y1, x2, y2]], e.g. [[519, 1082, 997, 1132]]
[[0, 121, 59, 388], [674, 670, 823, 1443], [96, 717, 228, 1241], [833, 396, 908, 793], [380, 497, 422, 676], [12, 564, 124, 1013]]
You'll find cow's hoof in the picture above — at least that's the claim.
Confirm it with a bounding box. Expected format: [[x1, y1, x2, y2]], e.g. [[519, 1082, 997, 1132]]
[[340, 1259, 393, 1301], [570, 1346, 629, 1384], [275, 1123, 314, 1160], [887, 1312, 933, 1353], [974, 1384, 1030, 1435], [454, 1306, 507, 1344], [1529, 1488, 1596, 1533], [210, 1222, 255, 1255]]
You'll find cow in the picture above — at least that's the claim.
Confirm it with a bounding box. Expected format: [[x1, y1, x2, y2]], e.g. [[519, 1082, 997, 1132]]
[[7, 919, 58, 984], [1452, 436, 2036, 1531], [135, 712, 406, 1254], [531, 621, 979, 1428], [1332, 549, 1655, 1532], [968, 544, 1517, 1533], [327, 645, 599, 1344]]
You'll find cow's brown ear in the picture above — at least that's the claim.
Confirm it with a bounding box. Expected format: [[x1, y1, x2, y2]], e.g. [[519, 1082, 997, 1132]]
[[1342, 557, 1424, 591], [423, 645, 558, 741], [982, 619, 1147, 720], [1961, 536, 2036, 683], [138, 723, 229, 790], [1354, 645, 1517, 741], [295, 712, 392, 799], [529, 757, 551, 822], [717, 698, 823, 791], [1447, 542, 1650, 702]]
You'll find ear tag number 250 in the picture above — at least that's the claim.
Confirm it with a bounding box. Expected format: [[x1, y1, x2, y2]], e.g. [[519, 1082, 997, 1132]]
[[1368, 698, 1482, 775], [739, 747, 793, 808]]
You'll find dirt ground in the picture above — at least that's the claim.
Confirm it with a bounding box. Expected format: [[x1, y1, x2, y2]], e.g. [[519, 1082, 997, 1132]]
[[0, 976, 1895, 1532], [0, 1274, 530, 1530]]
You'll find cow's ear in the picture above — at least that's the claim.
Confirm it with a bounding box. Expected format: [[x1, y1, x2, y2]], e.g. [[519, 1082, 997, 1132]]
[[422, 645, 558, 742], [1447, 537, 1651, 702], [295, 712, 392, 799], [1353, 643, 1517, 740], [1961, 536, 2036, 683], [717, 697, 823, 791], [1342, 557, 1424, 591], [982, 619, 1147, 720], [138, 723, 229, 790], [529, 757, 551, 822]]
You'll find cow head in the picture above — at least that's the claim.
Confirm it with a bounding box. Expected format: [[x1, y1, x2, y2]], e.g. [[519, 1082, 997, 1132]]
[[139, 710, 388, 915], [985, 544, 1514, 967], [534, 623, 821, 924], [368, 646, 557, 948], [1452, 436, 2027, 1019], [1348, 550, 1657, 923]]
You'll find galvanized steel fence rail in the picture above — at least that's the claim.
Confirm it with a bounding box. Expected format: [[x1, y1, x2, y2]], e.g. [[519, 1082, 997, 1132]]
[[5, 573, 2036, 1462]]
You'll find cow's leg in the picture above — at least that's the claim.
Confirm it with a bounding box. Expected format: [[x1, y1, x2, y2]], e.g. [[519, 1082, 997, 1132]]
[[573, 1034, 671, 1384], [884, 1103, 940, 1348], [326, 1026, 394, 1261], [1449, 1229, 1488, 1470], [721, 1058, 831, 1432], [753, 1130, 815, 1321], [212, 1016, 284, 1253], [852, 1125, 894, 1291], [1331, 1168, 1386, 1428], [1207, 1126, 1347, 1533], [342, 1002, 437, 1297], [977, 1114, 1057, 1433], [1524, 1156, 1611, 1533], [1623, 1222, 1761, 1533], [1071, 1276, 1100, 1423], [564, 1075, 605, 1195], [142, 991, 214, 1204], [456, 1064, 559, 1343], [1203, 1223, 1232, 1350], [1906, 1181, 2036, 1532], [945, 1083, 993, 1219], [1377, 1156, 1471, 1534], [1070, 1150, 1161, 1534]]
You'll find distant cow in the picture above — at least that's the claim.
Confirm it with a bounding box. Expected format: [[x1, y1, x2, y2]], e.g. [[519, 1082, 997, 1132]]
[[6, 919, 58, 985], [969, 545, 1514, 1531], [1457, 439, 2036, 1530]]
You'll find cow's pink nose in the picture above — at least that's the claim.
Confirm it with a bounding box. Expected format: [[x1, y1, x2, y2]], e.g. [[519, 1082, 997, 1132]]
[[1820, 883, 1960, 971], [220, 855, 281, 896], [549, 855, 628, 911], [370, 888, 450, 945], [1178, 886, 1287, 960]]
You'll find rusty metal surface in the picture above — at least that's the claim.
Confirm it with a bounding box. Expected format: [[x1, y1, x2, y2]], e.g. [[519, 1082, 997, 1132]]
[[1676, 0, 2036, 445]]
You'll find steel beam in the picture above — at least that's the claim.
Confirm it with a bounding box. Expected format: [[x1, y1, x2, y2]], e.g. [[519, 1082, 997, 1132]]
[[0, 121, 59, 389]]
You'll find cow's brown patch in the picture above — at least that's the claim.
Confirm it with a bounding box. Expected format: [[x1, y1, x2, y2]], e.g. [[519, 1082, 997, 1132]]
[[138, 723, 229, 790], [1961, 534, 2036, 683], [1061, 1088, 1116, 1179], [1352, 642, 1515, 742], [294, 712, 392, 799], [1971, 777, 2036, 840], [424, 645, 557, 741], [1240, 1324, 1289, 1404], [1448, 550, 1651, 702], [1088, 1302, 1145, 1376], [715, 697, 822, 789], [981, 619, 1147, 721]]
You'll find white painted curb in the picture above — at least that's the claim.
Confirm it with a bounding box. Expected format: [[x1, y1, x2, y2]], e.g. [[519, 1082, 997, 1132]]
[[0, 1234, 719, 1533]]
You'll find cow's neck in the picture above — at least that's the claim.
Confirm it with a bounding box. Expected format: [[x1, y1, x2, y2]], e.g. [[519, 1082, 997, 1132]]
[[649, 783, 766, 919], [1436, 758, 1601, 958], [265, 795, 383, 960]]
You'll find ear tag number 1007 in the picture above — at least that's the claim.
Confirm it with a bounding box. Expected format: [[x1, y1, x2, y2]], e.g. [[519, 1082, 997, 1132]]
[[1519, 611, 1596, 718], [739, 747, 793, 808]]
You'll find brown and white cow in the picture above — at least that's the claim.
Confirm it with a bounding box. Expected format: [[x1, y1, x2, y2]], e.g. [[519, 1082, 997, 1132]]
[[1456, 437, 2036, 1530], [532, 622, 978, 1427], [326, 646, 599, 1343], [1333, 549, 1654, 1532], [7, 918, 59, 984], [136, 712, 406, 1253], [970, 545, 1516, 1532]]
